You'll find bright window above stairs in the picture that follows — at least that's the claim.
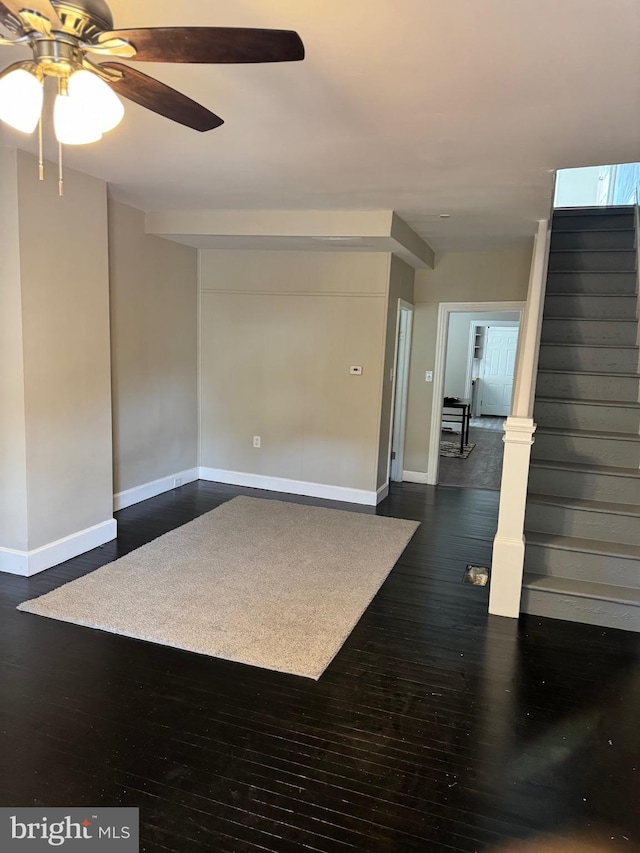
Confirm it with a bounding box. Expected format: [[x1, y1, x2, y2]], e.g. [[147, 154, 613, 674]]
[[555, 162, 640, 208]]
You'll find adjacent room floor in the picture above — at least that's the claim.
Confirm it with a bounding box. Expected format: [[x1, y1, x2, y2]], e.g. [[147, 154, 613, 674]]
[[1, 482, 638, 852], [440, 417, 506, 490]]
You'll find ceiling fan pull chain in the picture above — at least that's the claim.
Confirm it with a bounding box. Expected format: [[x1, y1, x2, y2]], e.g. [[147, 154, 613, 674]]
[[58, 140, 63, 197], [57, 77, 63, 196], [38, 113, 44, 181]]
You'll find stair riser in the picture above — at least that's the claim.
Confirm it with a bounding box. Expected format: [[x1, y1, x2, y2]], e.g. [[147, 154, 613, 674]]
[[553, 213, 636, 232], [548, 250, 636, 273], [551, 231, 636, 251], [536, 372, 640, 402], [541, 319, 638, 345], [525, 543, 640, 585], [528, 467, 640, 503], [521, 588, 640, 631], [546, 272, 638, 294], [544, 295, 637, 319], [532, 432, 640, 469], [534, 400, 640, 432], [525, 504, 640, 546], [538, 344, 640, 373]]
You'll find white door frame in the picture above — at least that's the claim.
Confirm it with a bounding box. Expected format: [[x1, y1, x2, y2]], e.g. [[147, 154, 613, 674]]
[[389, 300, 414, 482], [427, 301, 526, 486]]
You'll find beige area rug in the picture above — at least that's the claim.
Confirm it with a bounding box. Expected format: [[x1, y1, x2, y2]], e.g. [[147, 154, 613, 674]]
[[18, 496, 419, 679]]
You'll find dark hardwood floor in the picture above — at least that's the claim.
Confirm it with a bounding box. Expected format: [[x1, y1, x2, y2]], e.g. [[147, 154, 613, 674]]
[[439, 418, 506, 490], [1, 481, 639, 852]]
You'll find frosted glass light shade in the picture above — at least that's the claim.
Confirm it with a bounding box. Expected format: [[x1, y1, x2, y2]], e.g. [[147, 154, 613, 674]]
[[0, 68, 43, 134], [54, 93, 103, 144], [68, 69, 124, 133]]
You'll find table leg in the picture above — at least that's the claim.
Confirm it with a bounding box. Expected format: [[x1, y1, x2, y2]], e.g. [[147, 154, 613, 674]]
[[460, 416, 464, 456]]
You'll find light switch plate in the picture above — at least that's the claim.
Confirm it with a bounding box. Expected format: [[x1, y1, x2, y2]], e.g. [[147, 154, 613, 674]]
[[350, 366, 363, 375]]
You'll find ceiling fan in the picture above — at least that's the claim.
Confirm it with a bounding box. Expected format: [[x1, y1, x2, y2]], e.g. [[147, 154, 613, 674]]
[[0, 0, 305, 145]]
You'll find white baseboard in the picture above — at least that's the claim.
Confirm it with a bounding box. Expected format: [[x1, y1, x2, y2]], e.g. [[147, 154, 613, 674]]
[[402, 470, 429, 484], [0, 518, 117, 577], [114, 467, 199, 511], [199, 467, 380, 506], [376, 483, 389, 504]]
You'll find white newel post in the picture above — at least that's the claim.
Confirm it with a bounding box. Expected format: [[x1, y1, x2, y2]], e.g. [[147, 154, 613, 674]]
[[489, 219, 550, 618], [489, 417, 536, 616]]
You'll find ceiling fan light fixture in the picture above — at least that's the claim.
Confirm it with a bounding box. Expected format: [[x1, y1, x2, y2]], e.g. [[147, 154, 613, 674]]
[[0, 68, 43, 134], [0, 0, 304, 189], [67, 69, 124, 133], [54, 90, 103, 144]]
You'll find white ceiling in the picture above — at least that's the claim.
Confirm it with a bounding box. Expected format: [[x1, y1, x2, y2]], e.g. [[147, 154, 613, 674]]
[[1, 0, 639, 251]]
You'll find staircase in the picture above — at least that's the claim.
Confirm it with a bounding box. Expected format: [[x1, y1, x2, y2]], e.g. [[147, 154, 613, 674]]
[[522, 206, 640, 631]]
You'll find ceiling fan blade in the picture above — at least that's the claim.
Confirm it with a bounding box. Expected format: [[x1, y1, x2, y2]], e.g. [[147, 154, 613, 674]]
[[0, 0, 59, 28], [100, 62, 224, 132], [0, 1, 25, 33], [96, 27, 305, 64]]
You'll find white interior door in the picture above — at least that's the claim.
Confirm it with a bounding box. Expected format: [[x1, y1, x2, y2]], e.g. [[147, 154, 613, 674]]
[[479, 326, 519, 416]]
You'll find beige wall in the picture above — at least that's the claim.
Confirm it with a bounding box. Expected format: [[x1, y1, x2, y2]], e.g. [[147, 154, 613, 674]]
[[0, 150, 28, 552], [404, 247, 532, 475], [376, 255, 415, 488], [199, 251, 389, 493], [16, 150, 113, 548], [109, 201, 198, 494]]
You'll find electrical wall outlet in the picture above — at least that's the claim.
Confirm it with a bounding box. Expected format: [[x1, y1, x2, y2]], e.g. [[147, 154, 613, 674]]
[[253, 436, 261, 448], [173, 476, 182, 488]]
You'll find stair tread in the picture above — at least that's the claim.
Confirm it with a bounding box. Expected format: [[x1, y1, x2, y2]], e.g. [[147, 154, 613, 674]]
[[542, 316, 637, 322], [530, 458, 640, 478], [550, 228, 636, 234], [535, 395, 640, 408], [545, 293, 637, 300], [535, 425, 640, 441], [523, 573, 640, 605], [539, 342, 639, 349], [554, 206, 635, 214], [547, 270, 636, 280], [527, 493, 640, 516], [537, 368, 640, 378], [526, 531, 640, 559], [548, 269, 637, 272]]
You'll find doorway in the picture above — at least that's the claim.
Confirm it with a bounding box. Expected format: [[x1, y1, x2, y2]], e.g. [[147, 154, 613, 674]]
[[390, 301, 413, 482], [427, 302, 525, 488]]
